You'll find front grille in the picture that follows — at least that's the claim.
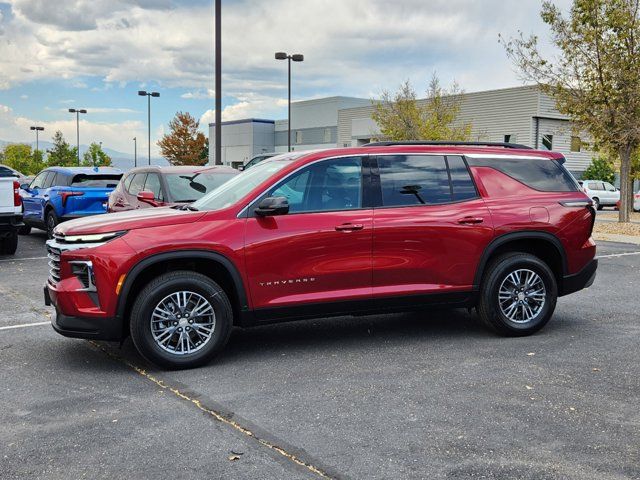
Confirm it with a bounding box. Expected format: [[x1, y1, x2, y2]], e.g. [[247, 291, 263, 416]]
[[47, 244, 61, 285]]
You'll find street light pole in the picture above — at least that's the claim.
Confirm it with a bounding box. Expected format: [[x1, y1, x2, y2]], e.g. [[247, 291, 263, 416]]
[[133, 137, 137, 168], [215, 0, 222, 165], [68, 109, 87, 165], [275, 52, 304, 152], [138, 90, 160, 166], [30, 126, 44, 155]]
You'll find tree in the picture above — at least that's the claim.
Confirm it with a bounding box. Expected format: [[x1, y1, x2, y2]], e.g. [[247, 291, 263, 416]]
[[157, 112, 207, 166], [2, 143, 45, 176], [371, 74, 472, 142], [502, 0, 640, 222], [81, 142, 112, 167], [582, 157, 616, 183], [46, 131, 78, 167]]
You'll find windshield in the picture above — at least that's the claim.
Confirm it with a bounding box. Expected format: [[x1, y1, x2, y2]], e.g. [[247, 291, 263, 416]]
[[191, 158, 293, 211], [166, 172, 237, 202]]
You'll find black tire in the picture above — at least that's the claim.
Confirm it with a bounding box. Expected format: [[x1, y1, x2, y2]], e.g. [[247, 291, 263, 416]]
[[18, 224, 31, 235], [477, 253, 557, 336], [593, 197, 602, 210], [45, 209, 58, 239], [129, 271, 233, 369], [0, 231, 18, 255]]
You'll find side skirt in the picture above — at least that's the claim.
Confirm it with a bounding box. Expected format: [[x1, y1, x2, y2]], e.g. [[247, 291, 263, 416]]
[[238, 291, 477, 327]]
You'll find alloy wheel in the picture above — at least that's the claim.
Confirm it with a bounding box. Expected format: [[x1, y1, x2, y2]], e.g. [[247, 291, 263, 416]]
[[150, 291, 216, 355], [498, 269, 546, 323]]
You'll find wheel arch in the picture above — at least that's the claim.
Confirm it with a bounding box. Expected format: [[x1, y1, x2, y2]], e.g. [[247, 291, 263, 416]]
[[474, 231, 568, 290], [116, 250, 249, 335]]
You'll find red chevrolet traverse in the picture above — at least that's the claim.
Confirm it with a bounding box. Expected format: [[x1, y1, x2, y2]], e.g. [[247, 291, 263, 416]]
[[45, 142, 597, 369]]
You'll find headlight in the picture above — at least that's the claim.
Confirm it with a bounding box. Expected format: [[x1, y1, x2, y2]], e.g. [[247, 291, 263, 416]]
[[60, 231, 127, 244]]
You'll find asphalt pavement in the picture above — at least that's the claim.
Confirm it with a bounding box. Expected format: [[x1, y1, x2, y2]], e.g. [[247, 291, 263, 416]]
[[1, 231, 639, 479]]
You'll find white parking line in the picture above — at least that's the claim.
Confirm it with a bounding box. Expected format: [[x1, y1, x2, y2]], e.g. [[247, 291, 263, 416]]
[[597, 251, 640, 259], [0, 256, 48, 263], [0, 321, 51, 331]]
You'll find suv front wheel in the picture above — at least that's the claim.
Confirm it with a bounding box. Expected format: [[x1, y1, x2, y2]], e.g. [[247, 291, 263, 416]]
[[129, 271, 233, 369], [477, 253, 557, 336]]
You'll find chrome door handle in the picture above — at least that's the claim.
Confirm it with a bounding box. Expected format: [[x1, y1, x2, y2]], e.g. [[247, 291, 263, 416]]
[[335, 223, 364, 232], [458, 217, 483, 225]]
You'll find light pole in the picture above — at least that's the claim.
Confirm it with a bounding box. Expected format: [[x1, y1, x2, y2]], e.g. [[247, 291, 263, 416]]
[[214, 0, 222, 165], [275, 52, 304, 152], [133, 137, 137, 168], [30, 126, 44, 156], [138, 90, 160, 165], [68, 109, 87, 165]]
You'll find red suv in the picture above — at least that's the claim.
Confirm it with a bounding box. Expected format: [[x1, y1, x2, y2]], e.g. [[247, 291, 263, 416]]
[[45, 142, 597, 369]]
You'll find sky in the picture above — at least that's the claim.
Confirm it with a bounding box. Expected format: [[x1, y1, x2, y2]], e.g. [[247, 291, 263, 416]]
[[0, 0, 571, 156]]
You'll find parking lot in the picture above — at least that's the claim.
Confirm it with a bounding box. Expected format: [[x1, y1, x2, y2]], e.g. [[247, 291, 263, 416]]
[[1, 232, 639, 480]]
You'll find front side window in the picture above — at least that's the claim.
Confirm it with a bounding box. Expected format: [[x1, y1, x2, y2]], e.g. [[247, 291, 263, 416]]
[[30, 171, 48, 189], [378, 155, 451, 206], [266, 157, 363, 214], [604, 182, 617, 192], [144, 173, 164, 201]]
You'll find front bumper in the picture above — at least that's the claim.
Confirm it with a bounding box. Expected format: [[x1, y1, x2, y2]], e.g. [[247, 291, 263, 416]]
[[45, 285, 123, 341], [560, 259, 598, 297]]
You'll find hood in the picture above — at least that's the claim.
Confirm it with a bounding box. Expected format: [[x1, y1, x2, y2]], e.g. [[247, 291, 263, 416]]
[[56, 207, 206, 236]]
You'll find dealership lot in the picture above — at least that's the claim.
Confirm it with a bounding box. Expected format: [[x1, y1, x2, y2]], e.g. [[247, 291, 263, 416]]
[[1, 233, 639, 479]]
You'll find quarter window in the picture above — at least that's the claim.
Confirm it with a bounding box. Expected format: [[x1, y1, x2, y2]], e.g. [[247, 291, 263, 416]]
[[128, 173, 147, 195], [266, 157, 362, 213], [377, 155, 451, 206]]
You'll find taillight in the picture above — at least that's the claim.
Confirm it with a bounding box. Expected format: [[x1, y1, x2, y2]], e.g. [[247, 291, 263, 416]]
[[60, 191, 84, 207], [560, 200, 595, 236], [13, 181, 21, 207]]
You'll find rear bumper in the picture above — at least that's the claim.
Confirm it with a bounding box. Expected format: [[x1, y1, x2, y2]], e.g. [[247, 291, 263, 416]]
[[0, 213, 23, 234], [45, 285, 123, 341], [560, 259, 598, 296]]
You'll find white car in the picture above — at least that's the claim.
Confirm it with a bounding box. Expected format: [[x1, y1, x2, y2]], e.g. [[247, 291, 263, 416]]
[[579, 180, 620, 210]]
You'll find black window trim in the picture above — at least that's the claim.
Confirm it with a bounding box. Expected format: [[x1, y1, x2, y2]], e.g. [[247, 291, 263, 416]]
[[245, 154, 372, 218], [369, 153, 481, 210]]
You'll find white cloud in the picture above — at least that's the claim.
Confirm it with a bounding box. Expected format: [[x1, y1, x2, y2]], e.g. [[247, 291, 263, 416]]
[[20, 94, 28, 100], [0, 103, 153, 155]]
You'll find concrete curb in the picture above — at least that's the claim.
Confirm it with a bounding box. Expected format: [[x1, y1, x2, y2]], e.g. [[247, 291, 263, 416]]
[[593, 232, 640, 245]]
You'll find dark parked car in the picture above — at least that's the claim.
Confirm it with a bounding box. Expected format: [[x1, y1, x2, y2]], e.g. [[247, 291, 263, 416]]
[[108, 165, 238, 212]]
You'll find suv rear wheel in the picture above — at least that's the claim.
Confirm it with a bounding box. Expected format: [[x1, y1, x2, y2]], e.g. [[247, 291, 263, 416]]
[[129, 271, 233, 369], [477, 253, 557, 336]]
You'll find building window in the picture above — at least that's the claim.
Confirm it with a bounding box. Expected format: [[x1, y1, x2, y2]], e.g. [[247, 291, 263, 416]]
[[571, 136, 582, 152], [324, 128, 332, 143], [295, 131, 303, 144], [504, 135, 511, 143], [541, 134, 553, 150]]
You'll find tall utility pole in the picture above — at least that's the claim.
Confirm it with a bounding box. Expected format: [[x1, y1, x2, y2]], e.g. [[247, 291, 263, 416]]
[[30, 126, 44, 155], [133, 137, 137, 167], [138, 90, 160, 165], [68, 109, 87, 165], [275, 52, 304, 152], [214, 0, 222, 165]]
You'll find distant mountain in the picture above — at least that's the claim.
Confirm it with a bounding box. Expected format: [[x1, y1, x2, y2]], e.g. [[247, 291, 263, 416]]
[[0, 139, 168, 171]]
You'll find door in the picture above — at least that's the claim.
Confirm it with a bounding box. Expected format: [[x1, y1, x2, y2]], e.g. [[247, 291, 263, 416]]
[[22, 171, 52, 224], [603, 182, 618, 205], [371, 155, 494, 297], [244, 156, 373, 314]]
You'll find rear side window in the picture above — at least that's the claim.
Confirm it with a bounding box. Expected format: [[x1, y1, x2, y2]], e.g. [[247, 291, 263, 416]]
[[446, 156, 478, 201], [42, 171, 55, 188], [71, 174, 122, 187], [377, 155, 452, 206], [466, 157, 578, 192]]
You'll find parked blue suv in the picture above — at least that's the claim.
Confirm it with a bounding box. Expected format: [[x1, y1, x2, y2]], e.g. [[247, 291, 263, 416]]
[[20, 167, 123, 238]]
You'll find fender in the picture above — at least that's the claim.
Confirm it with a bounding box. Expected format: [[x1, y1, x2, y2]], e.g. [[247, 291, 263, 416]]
[[473, 231, 568, 288], [115, 249, 249, 320]]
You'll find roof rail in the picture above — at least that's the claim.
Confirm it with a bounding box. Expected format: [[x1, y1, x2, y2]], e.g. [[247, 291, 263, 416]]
[[362, 141, 533, 150]]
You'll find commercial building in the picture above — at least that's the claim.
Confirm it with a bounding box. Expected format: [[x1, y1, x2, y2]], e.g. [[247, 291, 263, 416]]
[[209, 86, 593, 176]]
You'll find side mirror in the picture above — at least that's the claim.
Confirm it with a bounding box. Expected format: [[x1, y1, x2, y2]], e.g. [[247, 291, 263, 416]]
[[20, 183, 30, 190], [255, 196, 289, 217], [137, 190, 158, 206], [238, 165, 245, 171]]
